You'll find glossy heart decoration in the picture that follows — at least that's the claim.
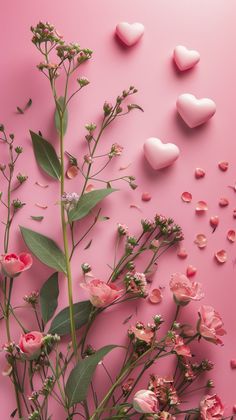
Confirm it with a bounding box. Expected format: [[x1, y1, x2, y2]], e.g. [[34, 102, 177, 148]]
[[176, 94, 216, 128], [173, 45, 200, 71], [143, 137, 180, 170], [116, 22, 144, 46]]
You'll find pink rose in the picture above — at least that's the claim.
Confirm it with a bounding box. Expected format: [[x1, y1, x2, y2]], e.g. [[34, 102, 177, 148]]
[[0, 253, 33, 277], [198, 305, 226, 345], [173, 335, 191, 357], [200, 394, 224, 419], [170, 273, 204, 305], [133, 389, 159, 413], [19, 331, 43, 359], [80, 279, 123, 308]]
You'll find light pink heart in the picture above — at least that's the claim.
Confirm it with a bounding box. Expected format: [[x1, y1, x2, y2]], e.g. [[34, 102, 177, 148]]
[[176, 94, 216, 128], [173, 45, 200, 71], [116, 22, 144, 46], [143, 138, 180, 170]]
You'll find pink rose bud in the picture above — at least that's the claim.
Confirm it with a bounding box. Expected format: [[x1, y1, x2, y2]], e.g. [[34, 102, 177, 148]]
[[200, 394, 224, 419], [80, 279, 123, 308], [133, 389, 159, 413], [19, 331, 44, 360], [0, 253, 32, 277]]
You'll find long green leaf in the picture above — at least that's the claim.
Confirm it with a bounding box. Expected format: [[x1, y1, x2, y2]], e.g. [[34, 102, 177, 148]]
[[69, 188, 117, 223], [66, 345, 118, 406], [30, 130, 61, 180], [48, 300, 92, 335], [20, 226, 66, 274], [54, 96, 68, 136], [40, 272, 59, 324]]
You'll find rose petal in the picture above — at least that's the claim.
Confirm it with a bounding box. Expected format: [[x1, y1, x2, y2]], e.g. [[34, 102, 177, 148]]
[[177, 247, 188, 259], [215, 249, 227, 264], [2, 363, 12, 376], [230, 359, 236, 369], [119, 163, 132, 171], [85, 184, 95, 193], [228, 184, 236, 192], [142, 192, 152, 202], [233, 209, 236, 219], [35, 181, 49, 188], [181, 192, 192, 203], [195, 168, 205, 179], [186, 265, 197, 277], [35, 203, 48, 209], [194, 234, 207, 249], [233, 405, 236, 414], [219, 197, 229, 207], [66, 165, 78, 179], [227, 230, 236, 243], [130, 204, 142, 212], [210, 216, 219, 231], [196, 201, 208, 213], [218, 161, 229, 171], [149, 288, 162, 304]]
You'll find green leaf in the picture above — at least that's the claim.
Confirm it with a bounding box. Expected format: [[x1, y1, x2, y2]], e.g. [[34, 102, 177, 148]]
[[40, 272, 59, 324], [20, 226, 66, 274], [66, 345, 118, 406], [54, 96, 68, 136], [30, 130, 61, 180], [48, 300, 92, 335], [31, 215, 44, 221], [69, 188, 117, 223]]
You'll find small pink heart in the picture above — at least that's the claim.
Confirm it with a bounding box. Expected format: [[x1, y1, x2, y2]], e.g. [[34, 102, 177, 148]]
[[143, 137, 180, 170], [173, 45, 200, 71], [116, 22, 144, 46], [176, 94, 216, 128]]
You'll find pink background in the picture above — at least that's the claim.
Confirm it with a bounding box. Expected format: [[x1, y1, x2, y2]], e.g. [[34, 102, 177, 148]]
[[1, 0, 236, 417]]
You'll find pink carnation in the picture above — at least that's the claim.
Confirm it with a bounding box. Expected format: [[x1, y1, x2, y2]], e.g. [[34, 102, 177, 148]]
[[80, 279, 123, 308], [170, 272, 204, 305], [0, 253, 33, 277], [198, 305, 226, 345], [200, 394, 224, 419], [173, 335, 192, 357], [133, 389, 159, 414]]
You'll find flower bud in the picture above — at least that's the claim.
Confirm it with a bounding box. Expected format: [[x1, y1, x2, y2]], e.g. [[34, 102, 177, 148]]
[[81, 263, 91, 273], [117, 223, 128, 236], [78, 77, 90, 87], [15, 146, 23, 154], [85, 123, 96, 133], [0, 124, 5, 132], [103, 101, 113, 116]]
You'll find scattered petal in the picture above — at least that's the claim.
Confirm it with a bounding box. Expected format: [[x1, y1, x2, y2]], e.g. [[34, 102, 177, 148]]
[[233, 405, 236, 414], [219, 197, 229, 207], [195, 168, 205, 179], [194, 234, 207, 249], [210, 216, 219, 232], [181, 192, 192, 203], [186, 265, 197, 277], [2, 363, 12, 376], [119, 162, 132, 171], [196, 201, 208, 213], [227, 230, 236, 243], [218, 161, 229, 171], [142, 192, 152, 202], [233, 209, 236, 219], [130, 204, 142, 212], [35, 181, 49, 188], [149, 288, 162, 304], [85, 184, 95, 193], [228, 183, 236, 192], [66, 165, 78, 179], [230, 359, 236, 369], [35, 203, 48, 209], [215, 249, 227, 264], [177, 246, 188, 259], [31, 215, 44, 222]]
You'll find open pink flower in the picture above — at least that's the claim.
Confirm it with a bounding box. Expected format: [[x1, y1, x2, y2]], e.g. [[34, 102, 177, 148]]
[[133, 389, 159, 413], [19, 331, 43, 360], [173, 335, 191, 357], [198, 305, 226, 345], [170, 273, 204, 305], [200, 394, 224, 419], [80, 279, 123, 308], [0, 253, 33, 277]]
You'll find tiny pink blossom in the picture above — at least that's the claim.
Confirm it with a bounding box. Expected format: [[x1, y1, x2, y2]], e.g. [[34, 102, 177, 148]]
[[198, 305, 226, 345], [170, 273, 204, 305], [0, 253, 33, 278], [19, 331, 43, 360], [133, 389, 159, 414], [200, 394, 224, 419], [80, 279, 123, 308]]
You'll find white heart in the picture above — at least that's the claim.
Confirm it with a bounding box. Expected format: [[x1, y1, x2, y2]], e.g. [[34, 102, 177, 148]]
[[173, 45, 200, 71], [116, 22, 144, 46], [143, 138, 180, 170], [176, 93, 216, 128]]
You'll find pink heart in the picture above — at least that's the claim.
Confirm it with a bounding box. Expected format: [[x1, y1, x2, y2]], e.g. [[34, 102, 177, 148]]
[[116, 22, 144, 46], [143, 138, 180, 170], [173, 45, 200, 71], [176, 94, 216, 128]]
